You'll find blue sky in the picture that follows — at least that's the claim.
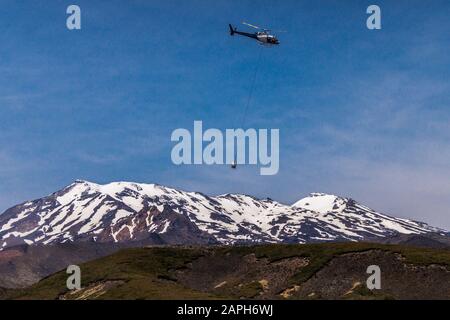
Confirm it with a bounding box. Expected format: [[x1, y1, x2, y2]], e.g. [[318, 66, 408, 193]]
[[1, 0, 450, 228]]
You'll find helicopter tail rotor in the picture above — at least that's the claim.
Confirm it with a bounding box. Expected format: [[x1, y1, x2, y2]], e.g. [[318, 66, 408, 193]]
[[229, 24, 235, 36]]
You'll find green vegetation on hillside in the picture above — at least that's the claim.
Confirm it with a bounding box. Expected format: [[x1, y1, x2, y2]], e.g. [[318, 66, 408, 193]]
[[5, 243, 450, 300]]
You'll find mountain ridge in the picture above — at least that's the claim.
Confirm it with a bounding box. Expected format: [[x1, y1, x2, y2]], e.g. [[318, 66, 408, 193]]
[[0, 180, 444, 250]]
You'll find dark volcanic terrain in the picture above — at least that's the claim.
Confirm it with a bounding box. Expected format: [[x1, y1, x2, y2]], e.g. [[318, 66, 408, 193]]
[[3, 243, 450, 300]]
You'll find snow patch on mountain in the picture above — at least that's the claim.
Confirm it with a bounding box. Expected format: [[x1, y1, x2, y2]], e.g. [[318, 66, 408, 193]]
[[0, 180, 444, 249], [293, 193, 346, 213]]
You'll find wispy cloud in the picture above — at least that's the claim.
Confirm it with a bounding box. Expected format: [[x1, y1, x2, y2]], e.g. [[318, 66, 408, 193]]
[[0, 0, 449, 230]]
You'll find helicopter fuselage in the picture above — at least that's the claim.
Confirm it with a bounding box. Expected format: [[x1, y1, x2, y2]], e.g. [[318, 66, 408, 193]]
[[256, 32, 279, 45], [229, 25, 280, 45]]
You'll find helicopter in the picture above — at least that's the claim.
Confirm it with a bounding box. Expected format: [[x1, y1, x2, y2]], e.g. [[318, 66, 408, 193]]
[[229, 22, 281, 46]]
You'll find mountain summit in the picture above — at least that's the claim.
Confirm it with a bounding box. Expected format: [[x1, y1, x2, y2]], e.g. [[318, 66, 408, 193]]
[[0, 180, 442, 249]]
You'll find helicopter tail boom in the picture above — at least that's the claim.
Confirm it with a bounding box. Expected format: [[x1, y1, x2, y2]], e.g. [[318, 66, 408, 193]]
[[229, 25, 258, 40]]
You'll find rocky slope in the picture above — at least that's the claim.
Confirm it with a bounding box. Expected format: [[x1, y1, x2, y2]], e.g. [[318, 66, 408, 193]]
[[0, 180, 442, 250], [5, 243, 450, 300]]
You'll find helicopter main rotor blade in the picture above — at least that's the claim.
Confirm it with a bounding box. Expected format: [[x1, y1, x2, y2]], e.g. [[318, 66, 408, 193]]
[[242, 22, 261, 29]]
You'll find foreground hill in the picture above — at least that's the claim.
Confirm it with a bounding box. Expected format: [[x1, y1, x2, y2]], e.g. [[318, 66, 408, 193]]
[[0, 243, 122, 288], [0, 180, 442, 249], [5, 243, 450, 300]]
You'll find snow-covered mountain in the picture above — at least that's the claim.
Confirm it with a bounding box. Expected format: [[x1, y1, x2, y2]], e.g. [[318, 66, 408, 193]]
[[0, 180, 442, 249]]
